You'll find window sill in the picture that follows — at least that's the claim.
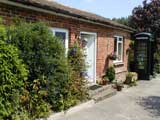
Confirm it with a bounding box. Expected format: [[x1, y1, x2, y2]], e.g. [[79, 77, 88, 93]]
[[113, 62, 124, 66]]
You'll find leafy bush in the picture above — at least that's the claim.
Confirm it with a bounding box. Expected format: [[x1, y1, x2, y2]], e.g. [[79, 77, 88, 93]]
[[0, 18, 6, 41], [105, 66, 115, 82], [128, 40, 135, 71], [7, 22, 77, 113], [68, 42, 89, 102], [7, 22, 63, 81], [1, 20, 89, 118], [21, 78, 51, 119], [0, 40, 28, 119], [154, 51, 160, 73], [7, 22, 59, 116], [47, 50, 73, 111], [125, 72, 137, 86]]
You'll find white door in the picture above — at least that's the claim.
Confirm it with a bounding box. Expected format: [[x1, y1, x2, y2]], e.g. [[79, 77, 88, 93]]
[[81, 32, 96, 83]]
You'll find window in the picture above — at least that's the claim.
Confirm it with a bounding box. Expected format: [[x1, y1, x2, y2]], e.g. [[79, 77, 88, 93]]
[[114, 36, 124, 63], [51, 28, 69, 52]]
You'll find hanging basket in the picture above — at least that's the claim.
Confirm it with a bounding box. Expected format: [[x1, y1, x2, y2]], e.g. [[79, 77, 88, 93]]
[[109, 53, 117, 60]]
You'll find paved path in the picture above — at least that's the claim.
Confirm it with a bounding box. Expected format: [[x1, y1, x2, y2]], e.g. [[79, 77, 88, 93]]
[[57, 78, 160, 120]]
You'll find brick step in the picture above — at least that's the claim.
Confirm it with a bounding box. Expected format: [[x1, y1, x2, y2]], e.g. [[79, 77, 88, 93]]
[[89, 84, 114, 97], [89, 84, 117, 103], [93, 88, 117, 103]]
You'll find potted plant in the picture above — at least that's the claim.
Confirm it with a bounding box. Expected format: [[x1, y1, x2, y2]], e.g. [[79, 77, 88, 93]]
[[101, 79, 107, 85], [105, 66, 115, 83], [113, 80, 124, 91], [97, 76, 109, 85], [125, 72, 138, 86], [116, 82, 123, 91]]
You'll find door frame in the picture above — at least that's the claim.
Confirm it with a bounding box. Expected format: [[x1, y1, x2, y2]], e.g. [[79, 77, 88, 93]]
[[80, 31, 97, 84]]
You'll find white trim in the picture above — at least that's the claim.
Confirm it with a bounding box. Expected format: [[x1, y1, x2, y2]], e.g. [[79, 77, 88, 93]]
[[80, 31, 97, 84], [50, 28, 69, 53], [113, 36, 124, 63]]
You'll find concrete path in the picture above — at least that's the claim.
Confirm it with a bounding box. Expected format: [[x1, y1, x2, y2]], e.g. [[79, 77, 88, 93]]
[[57, 78, 160, 120]]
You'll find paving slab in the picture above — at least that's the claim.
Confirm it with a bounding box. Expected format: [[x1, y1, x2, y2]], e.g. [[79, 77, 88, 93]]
[[57, 78, 160, 120]]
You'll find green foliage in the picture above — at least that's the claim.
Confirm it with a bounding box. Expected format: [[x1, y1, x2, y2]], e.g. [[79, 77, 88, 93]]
[[0, 40, 28, 119], [154, 51, 160, 73], [7, 21, 81, 114], [125, 72, 137, 86], [1, 20, 89, 118], [130, 0, 160, 34], [68, 42, 89, 103], [131, 0, 160, 74], [7, 22, 59, 117], [7, 22, 64, 81], [21, 78, 51, 119], [128, 40, 135, 71], [0, 18, 6, 41], [105, 66, 115, 82], [112, 16, 132, 27], [47, 52, 73, 111]]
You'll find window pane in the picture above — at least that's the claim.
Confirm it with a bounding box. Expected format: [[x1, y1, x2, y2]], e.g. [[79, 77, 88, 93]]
[[119, 37, 122, 41], [118, 42, 122, 61], [55, 32, 66, 45], [114, 37, 117, 53]]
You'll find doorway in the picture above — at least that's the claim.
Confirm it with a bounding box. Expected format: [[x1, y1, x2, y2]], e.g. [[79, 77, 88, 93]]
[[80, 32, 97, 84]]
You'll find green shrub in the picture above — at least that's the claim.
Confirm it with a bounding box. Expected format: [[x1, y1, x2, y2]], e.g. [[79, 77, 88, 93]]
[[0, 18, 6, 41], [47, 53, 73, 111], [7, 22, 63, 81], [128, 40, 135, 71], [154, 51, 160, 73], [125, 72, 137, 86], [0, 40, 28, 119], [7, 22, 76, 113], [105, 66, 115, 82], [68, 42, 89, 103], [5, 20, 89, 117], [7, 22, 58, 115], [21, 78, 51, 119]]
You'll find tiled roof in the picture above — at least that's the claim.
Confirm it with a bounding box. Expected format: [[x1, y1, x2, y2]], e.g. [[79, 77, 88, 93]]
[[8, 0, 134, 32]]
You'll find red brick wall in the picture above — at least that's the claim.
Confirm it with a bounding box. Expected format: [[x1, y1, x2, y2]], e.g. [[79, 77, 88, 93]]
[[0, 3, 131, 81]]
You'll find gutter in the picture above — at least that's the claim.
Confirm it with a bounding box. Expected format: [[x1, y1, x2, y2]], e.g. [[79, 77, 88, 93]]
[[0, 0, 135, 33]]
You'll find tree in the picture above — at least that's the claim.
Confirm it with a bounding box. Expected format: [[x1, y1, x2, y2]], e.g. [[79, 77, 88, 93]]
[[130, 0, 160, 74], [112, 16, 131, 27], [130, 0, 160, 36]]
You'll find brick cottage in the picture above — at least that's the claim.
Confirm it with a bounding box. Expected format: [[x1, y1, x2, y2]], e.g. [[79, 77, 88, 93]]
[[0, 0, 134, 84]]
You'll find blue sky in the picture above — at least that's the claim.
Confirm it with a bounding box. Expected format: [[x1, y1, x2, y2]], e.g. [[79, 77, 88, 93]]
[[54, 0, 143, 19]]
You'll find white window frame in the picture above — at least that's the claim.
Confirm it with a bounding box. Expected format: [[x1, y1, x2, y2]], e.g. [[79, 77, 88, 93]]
[[113, 36, 124, 63], [51, 28, 69, 53]]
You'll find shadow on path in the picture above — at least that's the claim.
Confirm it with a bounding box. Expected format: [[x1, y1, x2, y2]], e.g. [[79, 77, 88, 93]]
[[138, 96, 160, 117]]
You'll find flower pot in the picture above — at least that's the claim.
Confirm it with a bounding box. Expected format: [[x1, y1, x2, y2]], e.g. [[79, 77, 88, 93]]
[[117, 85, 122, 91], [102, 80, 107, 85], [99, 80, 108, 85]]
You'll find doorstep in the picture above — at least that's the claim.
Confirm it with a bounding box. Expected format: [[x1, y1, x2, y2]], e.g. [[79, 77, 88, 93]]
[[89, 84, 117, 103]]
